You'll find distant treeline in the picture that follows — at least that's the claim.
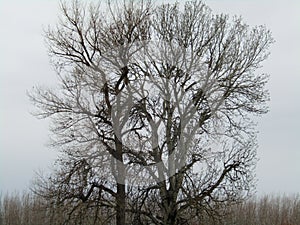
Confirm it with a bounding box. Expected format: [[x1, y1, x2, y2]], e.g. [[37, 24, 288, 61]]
[[0, 192, 299, 225]]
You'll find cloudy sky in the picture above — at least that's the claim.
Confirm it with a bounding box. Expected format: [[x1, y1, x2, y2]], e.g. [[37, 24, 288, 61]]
[[0, 0, 299, 195]]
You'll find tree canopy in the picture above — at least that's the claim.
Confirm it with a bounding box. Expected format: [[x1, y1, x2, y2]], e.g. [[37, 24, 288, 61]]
[[29, 0, 273, 224]]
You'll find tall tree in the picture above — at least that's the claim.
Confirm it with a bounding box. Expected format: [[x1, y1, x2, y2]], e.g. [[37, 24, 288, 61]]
[[29, 0, 273, 224]]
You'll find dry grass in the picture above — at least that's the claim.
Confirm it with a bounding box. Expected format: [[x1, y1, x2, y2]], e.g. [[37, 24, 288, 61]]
[[208, 194, 300, 225], [0, 192, 299, 225]]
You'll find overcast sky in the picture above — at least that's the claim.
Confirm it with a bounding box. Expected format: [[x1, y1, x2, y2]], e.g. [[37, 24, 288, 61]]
[[0, 0, 299, 195]]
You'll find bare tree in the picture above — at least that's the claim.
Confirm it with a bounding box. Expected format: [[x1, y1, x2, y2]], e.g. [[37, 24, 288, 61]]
[[29, 0, 273, 224]]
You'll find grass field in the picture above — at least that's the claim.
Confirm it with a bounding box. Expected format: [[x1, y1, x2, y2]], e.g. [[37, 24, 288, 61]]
[[0, 192, 299, 225]]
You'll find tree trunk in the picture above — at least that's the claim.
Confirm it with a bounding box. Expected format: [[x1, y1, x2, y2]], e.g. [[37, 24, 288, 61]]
[[163, 203, 178, 225], [161, 188, 178, 225], [115, 137, 126, 225], [116, 183, 126, 225]]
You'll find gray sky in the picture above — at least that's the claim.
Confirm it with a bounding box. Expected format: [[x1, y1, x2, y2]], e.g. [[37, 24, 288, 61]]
[[0, 0, 299, 195]]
